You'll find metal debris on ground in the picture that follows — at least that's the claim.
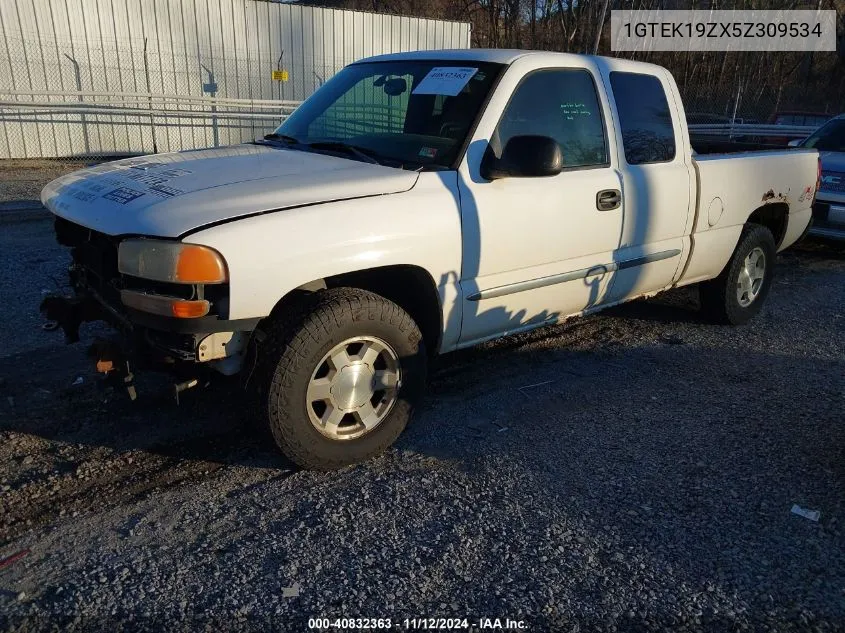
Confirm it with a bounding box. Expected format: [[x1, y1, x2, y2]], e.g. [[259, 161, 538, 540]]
[[0, 549, 31, 571], [791, 505, 821, 522], [281, 583, 300, 598], [174, 378, 199, 405], [517, 380, 554, 392]]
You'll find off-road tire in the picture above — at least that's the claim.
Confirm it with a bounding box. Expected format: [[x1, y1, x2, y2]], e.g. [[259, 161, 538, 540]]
[[700, 224, 776, 325], [251, 287, 427, 471]]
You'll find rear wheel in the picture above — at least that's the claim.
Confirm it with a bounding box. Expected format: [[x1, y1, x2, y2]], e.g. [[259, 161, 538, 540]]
[[700, 224, 776, 325], [252, 287, 427, 471]]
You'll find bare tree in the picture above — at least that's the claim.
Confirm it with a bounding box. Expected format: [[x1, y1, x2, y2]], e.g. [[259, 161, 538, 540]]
[[295, 0, 845, 119]]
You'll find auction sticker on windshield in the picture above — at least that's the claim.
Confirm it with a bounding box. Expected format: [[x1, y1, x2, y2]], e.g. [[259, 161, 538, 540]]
[[412, 67, 478, 96]]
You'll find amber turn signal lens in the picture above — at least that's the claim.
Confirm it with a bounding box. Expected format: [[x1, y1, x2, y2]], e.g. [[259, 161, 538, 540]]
[[170, 299, 210, 318], [120, 290, 210, 319], [175, 245, 228, 284]]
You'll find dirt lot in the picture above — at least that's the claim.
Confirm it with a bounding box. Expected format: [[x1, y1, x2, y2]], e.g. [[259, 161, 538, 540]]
[[0, 161, 84, 203], [0, 214, 844, 632]]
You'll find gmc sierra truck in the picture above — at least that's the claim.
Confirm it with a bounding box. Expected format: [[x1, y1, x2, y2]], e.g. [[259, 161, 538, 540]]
[[41, 50, 820, 470]]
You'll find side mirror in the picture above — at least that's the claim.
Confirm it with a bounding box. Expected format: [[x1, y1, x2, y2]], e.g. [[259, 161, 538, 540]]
[[481, 135, 563, 180], [787, 138, 804, 147]]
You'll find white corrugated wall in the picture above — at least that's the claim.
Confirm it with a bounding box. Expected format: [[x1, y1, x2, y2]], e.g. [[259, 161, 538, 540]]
[[0, 0, 471, 158]]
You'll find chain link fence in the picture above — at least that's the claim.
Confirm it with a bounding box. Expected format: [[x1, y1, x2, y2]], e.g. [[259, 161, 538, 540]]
[[683, 82, 838, 125], [0, 0, 470, 201], [0, 29, 310, 203], [0, 0, 472, 201], [4, 40, 835, 157], [0, 31, 351, 160], [623, 44, 844, 150], [2, 2, 840, 203]]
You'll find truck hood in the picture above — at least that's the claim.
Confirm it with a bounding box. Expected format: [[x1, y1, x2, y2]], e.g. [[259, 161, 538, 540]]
[[41, 144, 419, 237]]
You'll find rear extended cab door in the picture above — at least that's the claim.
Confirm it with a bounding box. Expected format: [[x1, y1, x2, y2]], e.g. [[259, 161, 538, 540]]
[[595, 59, 697, 303]]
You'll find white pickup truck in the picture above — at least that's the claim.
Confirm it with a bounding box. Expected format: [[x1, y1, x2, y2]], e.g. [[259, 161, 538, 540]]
[[41, 49, 819, 470]]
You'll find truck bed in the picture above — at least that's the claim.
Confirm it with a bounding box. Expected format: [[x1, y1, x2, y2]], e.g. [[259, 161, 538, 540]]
[[677, 148, 818, 287], [693, 149, 818, 223], [691, 139, 790, 154]]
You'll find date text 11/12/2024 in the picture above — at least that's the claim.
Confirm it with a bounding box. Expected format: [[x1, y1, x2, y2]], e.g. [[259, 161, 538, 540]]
[[307, 617, 528, 630]]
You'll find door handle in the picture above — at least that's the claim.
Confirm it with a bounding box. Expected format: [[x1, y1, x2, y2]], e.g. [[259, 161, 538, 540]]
[[596, 189, 621, 211]]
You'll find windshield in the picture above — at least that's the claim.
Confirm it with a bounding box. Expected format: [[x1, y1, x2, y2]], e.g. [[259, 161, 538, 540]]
[[802, 118, 845, 152], [272, 60, 504, 169]]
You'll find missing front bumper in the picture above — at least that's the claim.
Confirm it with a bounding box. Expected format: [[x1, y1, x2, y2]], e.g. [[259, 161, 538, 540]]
[[40, 291, 258, 377]]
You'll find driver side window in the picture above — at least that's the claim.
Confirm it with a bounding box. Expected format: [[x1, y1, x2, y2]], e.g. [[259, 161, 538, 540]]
[[493, 69, 608, 168]]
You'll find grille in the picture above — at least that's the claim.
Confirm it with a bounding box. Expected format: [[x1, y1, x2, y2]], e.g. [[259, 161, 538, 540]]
[[55, 217, 124, 307]]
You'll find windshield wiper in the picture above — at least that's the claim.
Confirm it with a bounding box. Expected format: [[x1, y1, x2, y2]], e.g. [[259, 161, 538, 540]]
[[307, 141, 384, 165], [263, 132, 301, 144]]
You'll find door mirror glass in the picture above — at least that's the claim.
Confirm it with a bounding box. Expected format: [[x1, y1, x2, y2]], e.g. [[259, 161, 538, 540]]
[[481, 135, 563, 180]]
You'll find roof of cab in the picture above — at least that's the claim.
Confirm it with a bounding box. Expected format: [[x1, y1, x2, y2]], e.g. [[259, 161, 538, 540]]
[[352, 49, 662, 74], [355, 48, 531, 64], [356, 49, 556, 65]]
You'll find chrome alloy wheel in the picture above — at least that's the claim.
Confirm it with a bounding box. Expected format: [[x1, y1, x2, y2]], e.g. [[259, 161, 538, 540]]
[[736, 246, 766, 308], [306, 336, 401, 441]]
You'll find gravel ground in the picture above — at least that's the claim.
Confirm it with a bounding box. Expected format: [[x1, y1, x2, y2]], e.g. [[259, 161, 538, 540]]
[[0, 219, 843, 632], [0, 161, 83, 203]]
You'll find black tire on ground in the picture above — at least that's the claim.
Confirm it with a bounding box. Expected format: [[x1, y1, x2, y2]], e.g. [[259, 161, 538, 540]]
[[251, 287, 427, 471], [700, 223, 776, 325]]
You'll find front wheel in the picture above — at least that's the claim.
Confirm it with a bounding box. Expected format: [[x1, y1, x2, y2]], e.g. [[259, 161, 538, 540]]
[[700, 224, 776, 325], [252, 288, 427, 471]]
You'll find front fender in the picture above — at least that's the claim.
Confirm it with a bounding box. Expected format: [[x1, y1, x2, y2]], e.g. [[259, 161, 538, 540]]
[[185, 172, 464, 348]]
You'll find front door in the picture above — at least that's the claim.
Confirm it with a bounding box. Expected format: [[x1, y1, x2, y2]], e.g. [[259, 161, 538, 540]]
[[456, 65, 624, 346]]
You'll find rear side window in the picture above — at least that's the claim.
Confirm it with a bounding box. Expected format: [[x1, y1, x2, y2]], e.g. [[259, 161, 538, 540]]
[[610, 72, 676, 164], [494, 69, 608, 168]]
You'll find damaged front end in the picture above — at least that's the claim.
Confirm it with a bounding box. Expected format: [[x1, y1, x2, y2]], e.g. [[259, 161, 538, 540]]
[[41, 217, 257, 399]]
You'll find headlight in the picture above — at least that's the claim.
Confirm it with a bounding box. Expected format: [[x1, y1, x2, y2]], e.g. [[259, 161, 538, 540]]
[[118, 239, 228, 284]]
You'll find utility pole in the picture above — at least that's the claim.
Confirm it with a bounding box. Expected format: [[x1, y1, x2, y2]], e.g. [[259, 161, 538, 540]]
[[63, 54, 90, 155], [143, 37, 158, 154]]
